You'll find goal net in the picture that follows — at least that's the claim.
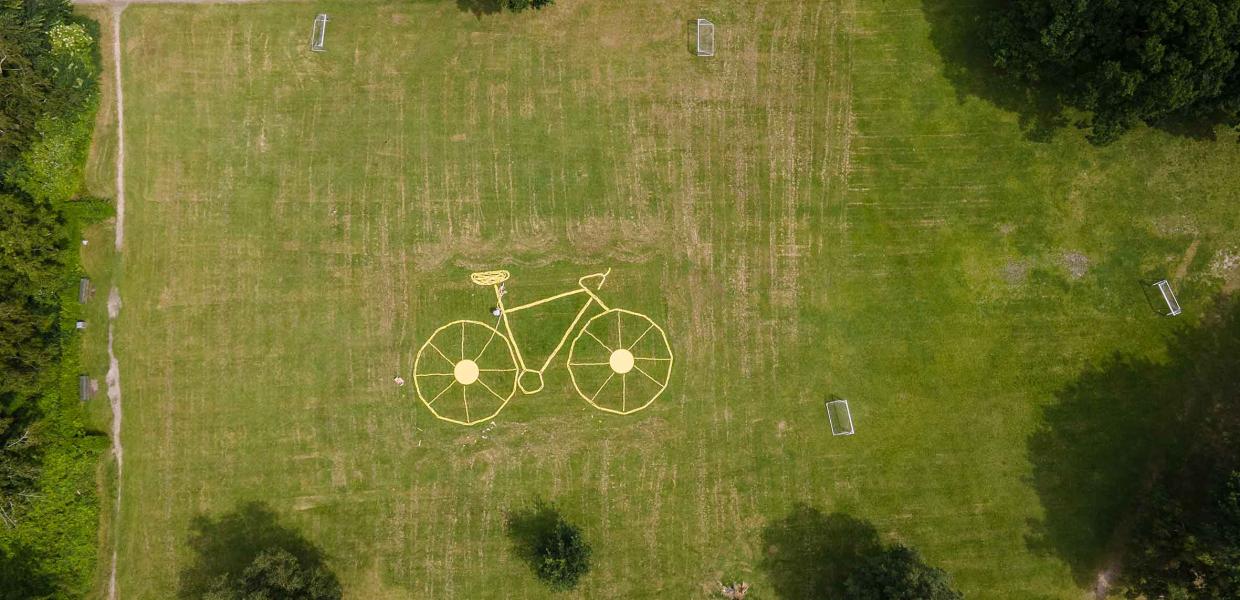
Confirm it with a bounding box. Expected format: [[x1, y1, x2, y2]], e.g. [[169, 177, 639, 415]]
[[310, 14, 329, 52], [1154, 279, 1181, 316], [826, 399, 854, 436], [696, 18, 715, 57]]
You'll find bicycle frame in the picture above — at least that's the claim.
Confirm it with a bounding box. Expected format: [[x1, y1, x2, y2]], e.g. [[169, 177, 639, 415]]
[[492, 269, 612, 394]]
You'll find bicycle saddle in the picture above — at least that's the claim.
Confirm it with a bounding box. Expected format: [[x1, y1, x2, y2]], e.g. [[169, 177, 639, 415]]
[[470, 270, 510, 286]]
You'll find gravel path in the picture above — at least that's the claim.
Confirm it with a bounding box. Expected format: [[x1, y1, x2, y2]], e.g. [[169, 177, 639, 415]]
[[106, 288, 123, 600], [106, 9, 125, 598]]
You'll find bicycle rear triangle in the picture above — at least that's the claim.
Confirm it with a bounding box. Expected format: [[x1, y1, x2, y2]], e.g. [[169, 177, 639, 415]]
[[413, 269, 674, 425]]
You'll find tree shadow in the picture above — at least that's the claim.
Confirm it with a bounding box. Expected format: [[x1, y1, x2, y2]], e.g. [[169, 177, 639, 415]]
[[177, 501, 337, 599], [1137, 279, 1179, 317], [919, 0, 1068, 142], [1150, 112, 1223, 142], [456, 0, 503, 17], [1027, 295, 1240, 587], [505, 501, 558, 568], [683, 19, 697, 57], [757, 504, 882, 599]]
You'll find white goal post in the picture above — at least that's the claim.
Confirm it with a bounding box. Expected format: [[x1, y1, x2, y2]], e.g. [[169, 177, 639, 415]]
[[310, 14, 329, 52], [826, 399, 854, 436], [695, 18, 715, 57], [1154, 279, 1181, 317]]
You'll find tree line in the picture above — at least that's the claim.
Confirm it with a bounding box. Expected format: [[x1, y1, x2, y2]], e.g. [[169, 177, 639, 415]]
[[988, 0, 1240, 143], [1, 0, 110, 597]]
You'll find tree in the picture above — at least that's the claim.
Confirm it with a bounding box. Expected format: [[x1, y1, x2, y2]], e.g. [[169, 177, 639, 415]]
[[759, 505, 962, 599], [1112, 298, 1240, 599], [843, 544, 963, 600], [504, 0, 552, 12], [203, 548, 342, 600], [0, 541, 56, 600], [532, 518, 591, 590], [179, 502, 341, 600], [1118, 472, 1240, 599], [505, 502, 592, 591], [0, 0, 79, 165], [0, 192, 66, 421], [988, 0, 1240, 143]]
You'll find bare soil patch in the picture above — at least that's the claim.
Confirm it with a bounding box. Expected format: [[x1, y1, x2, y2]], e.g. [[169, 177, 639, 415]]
[[1062, 252, 1090, 280]]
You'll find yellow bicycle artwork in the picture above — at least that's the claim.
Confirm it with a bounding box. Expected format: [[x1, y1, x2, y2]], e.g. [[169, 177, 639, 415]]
[[413, 269, 674, 425]]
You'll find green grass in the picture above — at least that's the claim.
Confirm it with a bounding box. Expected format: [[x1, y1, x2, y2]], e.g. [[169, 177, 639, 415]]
[[105, 0, 1240, 598]]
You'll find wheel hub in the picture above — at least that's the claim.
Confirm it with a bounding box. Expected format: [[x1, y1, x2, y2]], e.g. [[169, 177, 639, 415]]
[[609, 349, 635, 374], [454, 359, 480, 385]]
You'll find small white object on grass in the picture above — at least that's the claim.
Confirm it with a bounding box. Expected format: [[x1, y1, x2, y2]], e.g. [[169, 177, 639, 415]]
[[394, 376, 405, 386], [491, 307, 502, 317], [82, 239, 89, 245]]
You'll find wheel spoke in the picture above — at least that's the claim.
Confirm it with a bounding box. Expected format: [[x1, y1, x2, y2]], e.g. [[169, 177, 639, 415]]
[[591, 372, 615, 402], [626, 323, 655, 350], [634, 356, 671, 361], [583, 329, 614, 353], [569, 361, 610, 367], [633, 364, 663, 386], [427, 341, 455, 367], [616, 310, 623, 348], [473, 326, 498, 361], [621, 373, 627, 412], [459, 322, 466, 360], [479, 367, 517, 372], [462, 386, 470, 423], [477, 378, 506, 403], [426, 380, 455, 407]]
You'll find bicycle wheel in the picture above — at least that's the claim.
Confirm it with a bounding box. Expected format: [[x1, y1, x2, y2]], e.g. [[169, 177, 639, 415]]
[[567, 309, 673, 415], [414, 320, 518, 425]]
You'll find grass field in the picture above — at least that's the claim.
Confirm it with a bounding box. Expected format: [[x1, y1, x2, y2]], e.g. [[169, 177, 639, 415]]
[[92, 0, 1240, 597]]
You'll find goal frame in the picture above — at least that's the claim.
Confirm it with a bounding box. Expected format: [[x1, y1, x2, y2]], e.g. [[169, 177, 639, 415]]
[[826, 399, 854, 436], [695, 18, 715, 57], [1153, 279, 1181, 317], [310, 14, 329, 53]]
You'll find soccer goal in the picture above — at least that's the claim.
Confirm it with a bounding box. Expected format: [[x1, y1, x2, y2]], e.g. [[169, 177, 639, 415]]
[[695, 18, 715, 57], [1153, 279, 1181, 317], [826, 399, 854, 436], [310, 14, 329, 52]]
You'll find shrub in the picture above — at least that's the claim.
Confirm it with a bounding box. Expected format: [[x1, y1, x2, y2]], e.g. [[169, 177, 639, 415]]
[[505, 0, 552, 12], [6, 108, 97, 202]]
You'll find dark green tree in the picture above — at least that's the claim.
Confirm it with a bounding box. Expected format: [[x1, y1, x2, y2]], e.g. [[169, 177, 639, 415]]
[[1111, 298, 1240, 598], [759, 505, 961, 599], [0, 192, 66, 421], [203, 547, 342, 600], [0, 542, 56, 600], [180, 502, 341, 600], [506, 502, 592, 591], [0, 0, 80, 165], [843, 544, 963, 600], [1119, 472, 1240, 599], [989, 0, 1240, 143]]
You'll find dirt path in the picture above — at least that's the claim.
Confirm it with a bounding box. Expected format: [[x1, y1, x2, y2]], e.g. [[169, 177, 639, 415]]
[[1174, 238, 1200, 282], [106, 8, 125, 598], [110, 5, 125, 251], [105, 288, 123, 600]]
